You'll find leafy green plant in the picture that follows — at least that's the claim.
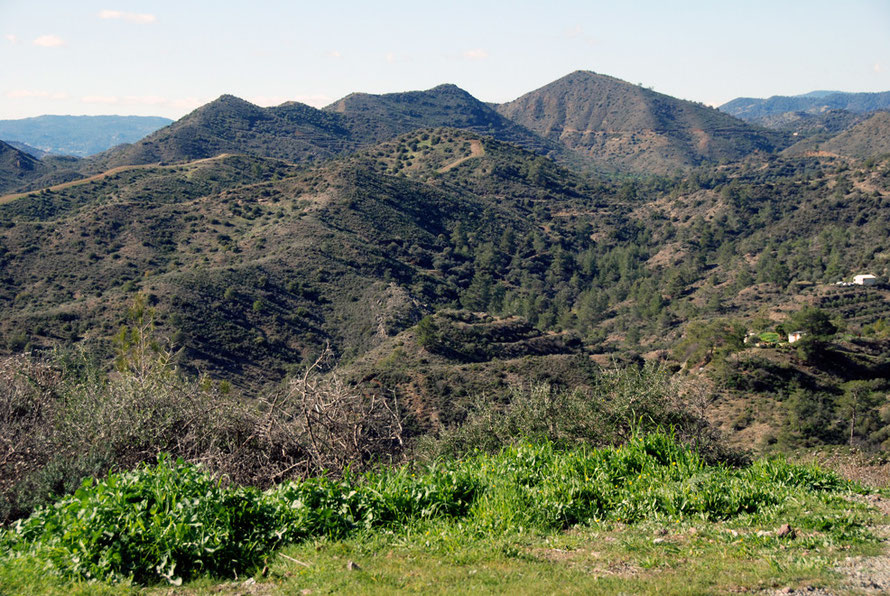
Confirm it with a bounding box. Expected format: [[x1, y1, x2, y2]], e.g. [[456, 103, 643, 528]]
[[2, 432, 861, 586], [4, 456, 277, 585]]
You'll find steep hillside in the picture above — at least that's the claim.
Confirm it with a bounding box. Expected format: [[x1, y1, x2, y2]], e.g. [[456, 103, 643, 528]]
[[340, 309, 587, 431], [91, 95, 354, 169], [0, 115, 172, 157], [0, 140, 48, 193], [0, 130, 624, 387], [721, 90, 890, 120], [325, 84, 558, 157], [815, 111, 890, 158], [4, 140, 49, 159], [496, 71, 786, 173], [2, 127, 890, 395]]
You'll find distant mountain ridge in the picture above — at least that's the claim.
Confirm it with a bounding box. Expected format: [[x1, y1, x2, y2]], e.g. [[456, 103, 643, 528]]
[[0, 115, 172, 157], [720, 90, 890, 121], [495, 71, 786, 173], [9, 79, 886, 178], [4, 140, 50, 159], [747, 109, 866, 136]]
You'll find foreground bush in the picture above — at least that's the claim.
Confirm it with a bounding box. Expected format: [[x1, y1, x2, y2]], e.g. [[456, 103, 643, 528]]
[[4, 456, 276, 585], [1, 343, 724, 525], [421, 364, 739, 465], [0, 343, 403, 524], [1, 432, 854, 585]]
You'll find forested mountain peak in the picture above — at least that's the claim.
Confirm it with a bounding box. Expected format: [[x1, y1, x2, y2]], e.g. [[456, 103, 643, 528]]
[[88, 95, 351, 170]]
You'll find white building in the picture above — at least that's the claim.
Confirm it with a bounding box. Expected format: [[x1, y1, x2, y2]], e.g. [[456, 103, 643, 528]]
[[854, 274, 878, 286], [788, 331, 806, 343]]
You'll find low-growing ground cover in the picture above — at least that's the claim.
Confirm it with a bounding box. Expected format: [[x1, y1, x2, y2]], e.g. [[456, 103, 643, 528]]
[[758, 331, 781, 344], [0, 433, 884, 594]]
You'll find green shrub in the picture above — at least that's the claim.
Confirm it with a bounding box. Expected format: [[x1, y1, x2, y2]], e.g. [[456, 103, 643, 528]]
[[421, 363, 729, 462], [4, 456, 278, 585]]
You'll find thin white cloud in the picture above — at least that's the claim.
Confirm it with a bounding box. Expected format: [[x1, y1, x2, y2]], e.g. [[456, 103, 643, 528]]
[[563, 25, 597, 46], [248, 95, 291, 107], [79, 94, 206, 112], [384, 52, 412, 64], [293, 94, 334, 108], [98, 9, 157, 24], [248, 94, 333, 108], [81, 95, 119, 104], [462, 48, 489, 60], [5, 34, 19, 44], [564, 25, 583, 38], [33, 35, 64, 47], [6, 89, 68, 100]]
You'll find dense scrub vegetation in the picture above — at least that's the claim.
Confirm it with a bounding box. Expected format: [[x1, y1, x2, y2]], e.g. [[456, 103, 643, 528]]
[[1, 136, 889, 471], [2, 133, 889, 380]]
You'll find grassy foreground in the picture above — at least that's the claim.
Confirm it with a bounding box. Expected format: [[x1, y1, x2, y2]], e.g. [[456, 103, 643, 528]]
[[0, 433, 885, 594]]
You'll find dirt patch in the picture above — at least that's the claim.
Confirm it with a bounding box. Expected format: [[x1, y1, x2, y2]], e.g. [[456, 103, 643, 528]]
[[527, 546, 643, 578], [437, 139, 484, 173], [768, 496, 890, 595], [646, 242, 687, 269], [156, 577, 279, 595]]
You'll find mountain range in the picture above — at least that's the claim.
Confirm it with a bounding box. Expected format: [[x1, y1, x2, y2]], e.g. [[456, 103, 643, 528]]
[[90, 83, 561, 171], [720, 90, 890, 120], [4, 77, 887, 187], [18, 71, 802, 184], [2, 123, 888, 386], [0, 115, 172, 157], [1, 70, 889, 458]]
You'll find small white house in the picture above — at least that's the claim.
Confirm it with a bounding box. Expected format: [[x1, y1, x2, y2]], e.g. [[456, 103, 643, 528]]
[[788, 331, 806, 344], [854, 274, 878, 286]]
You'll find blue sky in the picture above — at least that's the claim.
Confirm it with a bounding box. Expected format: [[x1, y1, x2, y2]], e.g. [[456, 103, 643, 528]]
[[1, 0, 888, 119]]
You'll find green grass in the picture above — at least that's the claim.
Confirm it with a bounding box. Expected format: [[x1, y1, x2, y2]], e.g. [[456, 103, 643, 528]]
[[1, 433, 883, 594], [264, 513, 882, 595], [758, 331, 781, 344]]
